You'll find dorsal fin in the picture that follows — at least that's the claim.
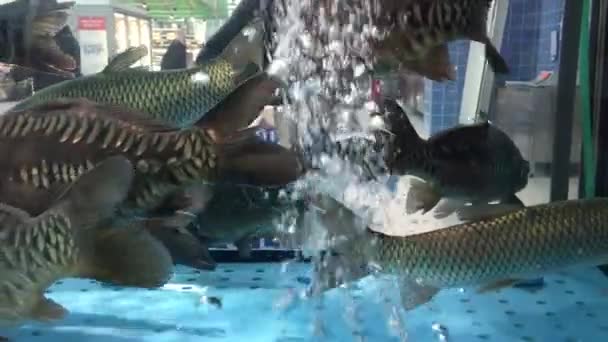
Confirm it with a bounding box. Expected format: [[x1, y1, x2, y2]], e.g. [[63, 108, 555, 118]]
[[21, 98, 180, 133], [103, 45, 148, 74]]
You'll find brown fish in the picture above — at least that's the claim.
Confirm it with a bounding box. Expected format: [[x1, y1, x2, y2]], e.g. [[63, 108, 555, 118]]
[[0, 156, 173, 334], [0, 99, 303, 269]]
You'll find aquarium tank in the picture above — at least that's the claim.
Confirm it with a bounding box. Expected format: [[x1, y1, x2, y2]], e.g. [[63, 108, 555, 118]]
[[1, 0, 607, 341]]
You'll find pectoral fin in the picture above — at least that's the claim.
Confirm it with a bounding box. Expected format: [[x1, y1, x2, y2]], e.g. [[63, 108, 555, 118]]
[[30, 296, 68, 322], [144, 218, 217, 271], [432, 199, 467, 219], [406, 178, 441, 214], [399, 279, 439, 311], [504, 194, 525, 206]]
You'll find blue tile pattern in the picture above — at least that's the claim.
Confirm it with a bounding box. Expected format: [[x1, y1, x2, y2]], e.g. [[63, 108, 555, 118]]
[[425, 0, 565, 135], [500, 0, 565, 81], [426, 41, 470, 134]]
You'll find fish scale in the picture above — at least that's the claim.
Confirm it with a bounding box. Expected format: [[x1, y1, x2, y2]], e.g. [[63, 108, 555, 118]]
[[0, 102, 220, 216], [12, 59, 239, 128], [358, 0, 507, 80], [370, 198, 608, 288]]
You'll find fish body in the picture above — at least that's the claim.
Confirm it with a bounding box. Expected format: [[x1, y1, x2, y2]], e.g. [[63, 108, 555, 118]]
[[311, 195, 608, 309], [0, 99, 303, 216], [0, 99, 219, 216], [13, 12, 270, 128], [0, 156, 173, 329], [0, 0, 76, 77], [369, 198, 608, 295], [13, 52, 244, 128], [190, 183, 306, 258], [0, 99, 303, 271], [366, 0, 508, 80], [378, 100, 529, 215]]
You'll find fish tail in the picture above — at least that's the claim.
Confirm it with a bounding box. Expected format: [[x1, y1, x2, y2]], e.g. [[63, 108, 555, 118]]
[[53, 156, 173, 288], [216, 132, 306, 186], [143, 217, 217, 271], [483, 40, 510, 74], [196, 0, 272, 70], [467, 1, 509, 74]]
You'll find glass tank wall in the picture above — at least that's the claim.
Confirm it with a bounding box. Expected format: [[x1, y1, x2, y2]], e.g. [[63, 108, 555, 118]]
[[0, 0, 605, 341]]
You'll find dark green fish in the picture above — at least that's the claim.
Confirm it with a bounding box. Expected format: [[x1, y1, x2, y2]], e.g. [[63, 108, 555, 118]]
[[0, 156, 173, 333], [0, 0, 76, 77], [376, 99, 529, 217], [12, 16, 268, 128]]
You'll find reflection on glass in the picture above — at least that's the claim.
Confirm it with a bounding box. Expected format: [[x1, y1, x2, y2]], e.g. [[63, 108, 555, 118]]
[[138, 19, 152, 68], [114, 13, 128, 54], [127, 16, 141, 67]]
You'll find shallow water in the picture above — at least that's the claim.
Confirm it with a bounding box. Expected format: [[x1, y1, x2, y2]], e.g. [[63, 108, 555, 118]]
[[4, 262, 608, 342]]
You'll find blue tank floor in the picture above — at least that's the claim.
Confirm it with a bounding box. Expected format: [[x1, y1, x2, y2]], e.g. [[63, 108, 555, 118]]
[[3, 263, 608, 341]]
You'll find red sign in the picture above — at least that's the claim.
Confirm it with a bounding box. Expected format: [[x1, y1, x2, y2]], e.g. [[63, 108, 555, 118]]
[[78, 16, 106, 31], [371, 78, 382, 103]]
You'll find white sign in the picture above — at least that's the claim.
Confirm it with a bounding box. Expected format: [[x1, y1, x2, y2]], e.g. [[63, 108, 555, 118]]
[[78, 16, 109, 75]]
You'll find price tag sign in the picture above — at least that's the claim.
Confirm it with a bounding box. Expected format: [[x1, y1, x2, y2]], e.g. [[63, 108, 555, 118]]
[[78, 16, 109, 75]]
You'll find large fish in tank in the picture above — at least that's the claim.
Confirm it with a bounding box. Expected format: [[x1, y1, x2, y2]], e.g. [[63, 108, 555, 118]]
[[362, 0, 510, 80], [310, 194, 608, 310], [11, 16, 272, 128], [374, 99, 530, 216], [0, 99, 304, 270], [0, 156, 174, 338]]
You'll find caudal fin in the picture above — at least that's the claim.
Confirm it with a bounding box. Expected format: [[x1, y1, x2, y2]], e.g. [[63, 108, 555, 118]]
[[54, 155, 134, 228], [196, 0, 271, 69], [468, 2, 509, 74], [200, 10, 268, 77]]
